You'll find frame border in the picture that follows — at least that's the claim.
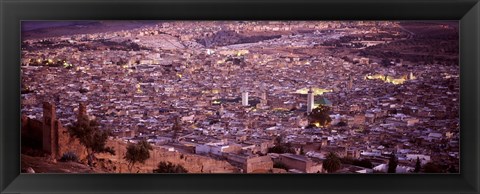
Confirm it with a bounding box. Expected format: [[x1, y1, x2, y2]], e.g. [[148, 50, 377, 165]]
[[1, 0, 479, 193]]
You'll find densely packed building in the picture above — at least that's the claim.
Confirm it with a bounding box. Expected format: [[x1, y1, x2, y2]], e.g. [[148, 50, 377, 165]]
[[21, 21, 459, 173]]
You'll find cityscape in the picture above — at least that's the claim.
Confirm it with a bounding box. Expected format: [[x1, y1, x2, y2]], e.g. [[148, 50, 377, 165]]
[[20, 21, 459, 173]]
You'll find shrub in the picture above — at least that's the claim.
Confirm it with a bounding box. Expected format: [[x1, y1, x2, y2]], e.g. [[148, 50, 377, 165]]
[[60, 152, 78, 162], [323, 152, 342, 173], [267, 144, 295, 154], [153, 161, 188, 173], [124, 140, 153, 171], [273, 162, 289, 170], [353, 159, 373, 169]]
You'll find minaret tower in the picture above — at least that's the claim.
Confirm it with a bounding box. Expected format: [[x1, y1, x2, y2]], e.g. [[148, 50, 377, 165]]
[[348, 74, 353, 91], [260, 83, 268, 106], [241, 88, 249, 106], [307, 87, 315, 113]]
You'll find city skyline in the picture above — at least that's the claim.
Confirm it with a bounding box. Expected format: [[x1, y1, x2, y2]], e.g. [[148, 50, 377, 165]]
[[21, 21, 459, 174]]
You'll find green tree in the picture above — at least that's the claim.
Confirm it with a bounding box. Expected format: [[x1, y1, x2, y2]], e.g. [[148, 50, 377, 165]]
[[381, 58, 392, 67], [153, 161, 188, 173], [340, 157, 355, 165], [68, 115, 115, 165], [270, 135, 293, 154], [353, 159, 373, 169], [124, 140, 153, 172], [273, 161, 289, 170], [323, 152, 342, 173], [336, 121, 347, 127], [388, 154, 398, 173], [309, 105, 332, 127], [299, 146, 305, 155], [267, 144, 295, 154], [274, 135, 284, 144], [341, 157, 373, 169], [414, 157, 421, 173]]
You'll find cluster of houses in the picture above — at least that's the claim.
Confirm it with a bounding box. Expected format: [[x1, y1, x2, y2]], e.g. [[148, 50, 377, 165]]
[[21, 21, 459, 173]]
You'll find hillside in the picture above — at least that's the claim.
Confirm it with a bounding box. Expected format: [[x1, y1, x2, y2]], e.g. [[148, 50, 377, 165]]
[[22, 21, 160, 40], [22, 139, 239, 173], [22, 154, 99, 173]]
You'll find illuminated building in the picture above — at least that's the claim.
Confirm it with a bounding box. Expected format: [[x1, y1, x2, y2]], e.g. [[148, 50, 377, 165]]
[[408, 71, 415, 80]]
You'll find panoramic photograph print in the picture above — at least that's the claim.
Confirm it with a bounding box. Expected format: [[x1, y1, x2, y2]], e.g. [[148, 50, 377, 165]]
[[20, 21, 459, 174]]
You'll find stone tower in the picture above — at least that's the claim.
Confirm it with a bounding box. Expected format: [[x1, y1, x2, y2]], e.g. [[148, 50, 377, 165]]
[[260, 83, 268, 106], [42, 102, 56, 156], [261, 90, 268, 106], [348, 75, 353, 91]]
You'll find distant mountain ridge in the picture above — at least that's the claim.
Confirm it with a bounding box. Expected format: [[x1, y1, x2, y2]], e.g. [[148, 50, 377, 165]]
[[22, 21, 160, 40], [22, 21, 100, 31]]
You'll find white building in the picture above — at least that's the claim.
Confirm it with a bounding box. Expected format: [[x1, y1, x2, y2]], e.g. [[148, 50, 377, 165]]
[[373, 164, 414, 173], [242, 91, 249, 106], [307, 88, 314, 113]]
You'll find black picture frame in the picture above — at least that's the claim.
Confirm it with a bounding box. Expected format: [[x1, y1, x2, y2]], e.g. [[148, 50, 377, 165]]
[[1, 0, 479, 193]]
